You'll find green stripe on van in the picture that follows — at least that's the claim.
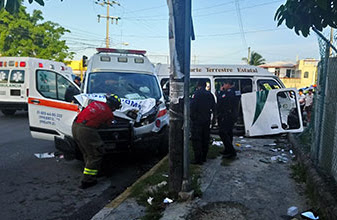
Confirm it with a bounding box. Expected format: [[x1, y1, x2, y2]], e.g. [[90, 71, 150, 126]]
[[252, 90, 269, 126]]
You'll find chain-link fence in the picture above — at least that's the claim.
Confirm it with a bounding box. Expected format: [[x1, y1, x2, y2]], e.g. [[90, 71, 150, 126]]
[[306, 29, 337, 182]]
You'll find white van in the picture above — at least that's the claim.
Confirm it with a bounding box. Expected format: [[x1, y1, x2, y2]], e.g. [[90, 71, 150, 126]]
[[155, 64, 303, 136], [0, 57, 73, 116], [29, 48, 169, 159]]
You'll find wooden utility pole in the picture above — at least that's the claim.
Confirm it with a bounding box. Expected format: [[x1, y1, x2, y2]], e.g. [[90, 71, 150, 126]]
[[96, 0, 121, 48]]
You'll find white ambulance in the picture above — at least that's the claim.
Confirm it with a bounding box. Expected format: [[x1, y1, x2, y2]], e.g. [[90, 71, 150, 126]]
[[0, 57, 74, 116], [155, 63, 303, 136], [28, 48, 169, 159]]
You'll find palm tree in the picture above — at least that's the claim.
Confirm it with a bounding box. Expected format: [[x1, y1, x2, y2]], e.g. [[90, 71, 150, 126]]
[[242, 51, 266, 66]]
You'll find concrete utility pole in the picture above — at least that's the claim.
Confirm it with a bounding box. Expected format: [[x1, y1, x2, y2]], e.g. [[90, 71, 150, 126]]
[[247, 46, 251, 64], [96, 0, 121, 48], [167, 0, 193, 194], [330, 27, 334, 57]]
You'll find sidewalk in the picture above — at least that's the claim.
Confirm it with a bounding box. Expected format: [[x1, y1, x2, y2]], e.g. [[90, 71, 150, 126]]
[[93, 134, 310, 220]]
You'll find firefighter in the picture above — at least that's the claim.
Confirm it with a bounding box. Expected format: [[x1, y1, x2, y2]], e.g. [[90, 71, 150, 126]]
[[217, 80, 241, 158], [72, 94, 121, 189], [190, 80, 216, 165]]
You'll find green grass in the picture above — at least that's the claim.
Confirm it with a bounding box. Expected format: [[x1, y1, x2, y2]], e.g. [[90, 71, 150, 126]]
[[129, 141, 222, 220], [207, 145, 222, 159], [290, 162, 307, 183], [297, 126, 313, 153], [129, 155, 202, 220]]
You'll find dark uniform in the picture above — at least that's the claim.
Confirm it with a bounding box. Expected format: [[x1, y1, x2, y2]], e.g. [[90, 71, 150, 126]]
[[217, 87, 241, 157], [65, 85, 80, 102], [72, 99, 117, 189], [190, 87, 216, 164]]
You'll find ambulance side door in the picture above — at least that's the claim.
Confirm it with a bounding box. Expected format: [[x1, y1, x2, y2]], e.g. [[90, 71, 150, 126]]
[[241, 88, 303, 137], [29, 69, 80, 141]]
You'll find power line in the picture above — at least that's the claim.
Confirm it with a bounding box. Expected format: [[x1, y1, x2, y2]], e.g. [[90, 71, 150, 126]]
[[95, 27, 287, 39], [235, 0, 247, 49], [123, 0, 282, 20], [122, 4, 166, 14], [195, 0, 283, 18]]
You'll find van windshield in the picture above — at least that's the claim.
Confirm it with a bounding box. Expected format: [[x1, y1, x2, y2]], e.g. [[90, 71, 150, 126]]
[[88, 72, 161, 100]]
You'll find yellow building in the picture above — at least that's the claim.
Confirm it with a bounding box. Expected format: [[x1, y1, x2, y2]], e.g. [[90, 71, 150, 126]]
[[295, 59, 318, 88], [260, 59, 318, 89], [66, 60, 87, 79]]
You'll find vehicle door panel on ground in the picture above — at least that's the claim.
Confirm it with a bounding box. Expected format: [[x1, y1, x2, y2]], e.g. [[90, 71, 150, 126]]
[[241, 88, 303, 136], [29, 69, 80, 141]]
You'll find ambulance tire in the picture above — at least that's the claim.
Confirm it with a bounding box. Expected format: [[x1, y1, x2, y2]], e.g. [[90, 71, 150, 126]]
[[1, 109, 16, 116], [157, 127, 169, 156]]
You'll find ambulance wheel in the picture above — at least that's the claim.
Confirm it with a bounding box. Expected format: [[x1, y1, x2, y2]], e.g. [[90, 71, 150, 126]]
[[157, 129, 169, 156], [1, 109, 16, 116]]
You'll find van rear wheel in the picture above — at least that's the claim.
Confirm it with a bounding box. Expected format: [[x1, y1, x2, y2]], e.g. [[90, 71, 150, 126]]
[[1, 110, 16, 116]]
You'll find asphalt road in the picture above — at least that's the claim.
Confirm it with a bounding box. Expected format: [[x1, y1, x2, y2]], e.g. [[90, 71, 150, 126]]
[[0, 111, 161, 220]]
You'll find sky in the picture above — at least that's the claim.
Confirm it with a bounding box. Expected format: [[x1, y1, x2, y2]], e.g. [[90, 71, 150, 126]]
[[23, 0, 321, 64]]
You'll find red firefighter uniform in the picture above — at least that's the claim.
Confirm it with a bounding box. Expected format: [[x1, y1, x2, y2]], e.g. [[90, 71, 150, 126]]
[[72, 100, 114, 189]]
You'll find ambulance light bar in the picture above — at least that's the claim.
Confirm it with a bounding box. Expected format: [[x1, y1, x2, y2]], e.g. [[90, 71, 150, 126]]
[[20, 62, 26, 67], [0, 61, 26, 67], [96, 48, 146, 55]]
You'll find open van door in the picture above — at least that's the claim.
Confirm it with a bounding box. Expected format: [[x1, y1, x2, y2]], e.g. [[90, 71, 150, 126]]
[[28, 69, 80, 141], [241, 88, 303, 137]]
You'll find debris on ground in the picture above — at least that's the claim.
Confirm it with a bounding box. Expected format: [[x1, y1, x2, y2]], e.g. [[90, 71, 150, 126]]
[[34, 152, 55, 159], [287, 206, 299, 217], [212, 141, 223, 147], [147, 197, 153, 205], [146, 181, 167, 194], [259, 158, 271, 164], [163, 197, 173, 204], [271, 155, 288, 163], [301, 211, 319, 220]]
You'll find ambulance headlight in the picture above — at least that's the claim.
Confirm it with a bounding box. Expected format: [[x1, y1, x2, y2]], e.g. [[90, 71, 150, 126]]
[[126, 110, 138, 120], [134, 107, 158, 127]]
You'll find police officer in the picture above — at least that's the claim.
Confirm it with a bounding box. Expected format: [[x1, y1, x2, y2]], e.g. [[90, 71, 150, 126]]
[[190, 80, 216, 165], [217, 80, 241, 158], [72, 94, 121, 189], [65, 76, 81, 102]]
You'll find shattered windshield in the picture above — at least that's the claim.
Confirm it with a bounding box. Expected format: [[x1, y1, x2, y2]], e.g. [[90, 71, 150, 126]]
[[87, 72, 161, 100]]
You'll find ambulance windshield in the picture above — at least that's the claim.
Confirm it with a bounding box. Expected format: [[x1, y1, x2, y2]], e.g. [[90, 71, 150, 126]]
[[88, 72, 161, 100]]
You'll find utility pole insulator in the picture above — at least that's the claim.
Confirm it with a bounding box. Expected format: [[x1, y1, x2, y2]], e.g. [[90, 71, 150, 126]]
[[95, 0, 120, 48]]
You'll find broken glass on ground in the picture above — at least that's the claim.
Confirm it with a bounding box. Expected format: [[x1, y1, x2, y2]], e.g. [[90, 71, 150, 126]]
[[287, 206, 298, 217]]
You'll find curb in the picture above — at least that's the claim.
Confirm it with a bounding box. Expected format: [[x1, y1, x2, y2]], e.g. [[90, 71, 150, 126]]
[[288, 133, 337, 219], [91, 155, 169, 220]]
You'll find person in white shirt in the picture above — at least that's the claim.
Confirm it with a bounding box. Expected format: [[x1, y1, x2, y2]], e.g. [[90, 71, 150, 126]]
[[304, 88, 314, 123], [298, 89, 306, 118]]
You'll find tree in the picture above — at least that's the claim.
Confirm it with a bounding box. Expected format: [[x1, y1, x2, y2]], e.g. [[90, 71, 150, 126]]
[[0, 0, 62, 14], [242, 51, 266, 66], [274, 0, 337, 37], [0, 6, 74, 62]]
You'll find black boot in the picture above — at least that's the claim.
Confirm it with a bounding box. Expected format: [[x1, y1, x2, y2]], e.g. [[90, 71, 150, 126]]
[[79, 180, 97, 189]]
